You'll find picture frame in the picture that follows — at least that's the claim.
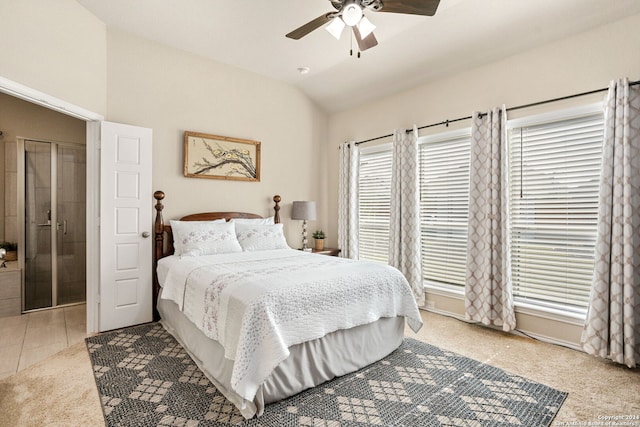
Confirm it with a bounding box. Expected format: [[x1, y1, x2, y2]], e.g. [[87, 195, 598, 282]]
[[183, 131, 261, 182]]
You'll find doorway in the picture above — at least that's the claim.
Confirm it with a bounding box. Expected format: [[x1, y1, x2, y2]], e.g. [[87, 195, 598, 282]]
[[2, 75, 108, 332], [20, 139, 86, 311]]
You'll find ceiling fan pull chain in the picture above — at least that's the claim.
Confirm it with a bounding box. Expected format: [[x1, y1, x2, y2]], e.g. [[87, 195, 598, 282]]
[[350, 31, 354, 56]]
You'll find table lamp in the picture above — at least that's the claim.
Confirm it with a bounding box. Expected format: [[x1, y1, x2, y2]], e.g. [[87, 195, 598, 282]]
[[291, 201, 316, 251]]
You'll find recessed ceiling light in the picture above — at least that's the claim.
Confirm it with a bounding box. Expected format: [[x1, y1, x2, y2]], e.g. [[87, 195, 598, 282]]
[[297, 67, 310, 75]]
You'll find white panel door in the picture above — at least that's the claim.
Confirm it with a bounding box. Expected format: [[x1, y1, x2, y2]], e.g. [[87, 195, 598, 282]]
[[99, 121, 152, 331]]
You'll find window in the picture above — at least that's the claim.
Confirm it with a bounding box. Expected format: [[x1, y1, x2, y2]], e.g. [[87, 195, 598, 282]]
[[354, 104, 604, 316], [508, 108, 603, 313], [419, 131, 471, 287], [358, 145, 392, 263]]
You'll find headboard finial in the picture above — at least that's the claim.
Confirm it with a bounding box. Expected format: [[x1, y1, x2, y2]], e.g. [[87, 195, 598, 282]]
[[273, 195, 281, 224], [154, 191, 165, 232]]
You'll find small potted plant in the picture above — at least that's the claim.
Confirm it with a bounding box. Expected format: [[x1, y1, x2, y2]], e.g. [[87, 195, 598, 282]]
[[312, 230, 326, 251], [0, 241, 17, 261]]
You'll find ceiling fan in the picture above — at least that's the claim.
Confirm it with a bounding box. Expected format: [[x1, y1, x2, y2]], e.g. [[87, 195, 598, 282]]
[[286, 0, 441, 54]]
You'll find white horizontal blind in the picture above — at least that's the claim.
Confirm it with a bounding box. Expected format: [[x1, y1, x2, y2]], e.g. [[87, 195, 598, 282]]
[[358, 146, 392, 263], [419, 132, 470, 286], [508, 112, 603, 312]]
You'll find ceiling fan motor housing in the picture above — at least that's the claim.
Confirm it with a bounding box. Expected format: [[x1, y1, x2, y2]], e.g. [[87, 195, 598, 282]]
[[332, 0, 384, 11]]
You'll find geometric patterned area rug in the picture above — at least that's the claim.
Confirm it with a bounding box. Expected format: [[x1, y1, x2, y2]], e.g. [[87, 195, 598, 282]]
[[86, 323, 567, 427]]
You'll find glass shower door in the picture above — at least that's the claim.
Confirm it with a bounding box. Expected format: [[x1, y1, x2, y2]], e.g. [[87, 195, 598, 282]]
[[24, 141, 53, 310], [23, 141, 86, 311], [56, 145, 86, 305]]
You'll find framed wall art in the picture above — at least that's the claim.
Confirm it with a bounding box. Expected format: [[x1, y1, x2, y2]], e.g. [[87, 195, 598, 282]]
[[184, 131, 261, 182]]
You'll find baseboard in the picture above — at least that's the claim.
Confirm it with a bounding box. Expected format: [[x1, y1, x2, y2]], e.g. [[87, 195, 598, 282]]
[[420, 305, 584, 352], [512, 329, 583, 352]]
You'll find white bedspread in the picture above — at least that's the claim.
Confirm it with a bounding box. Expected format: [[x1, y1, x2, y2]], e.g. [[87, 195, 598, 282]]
[[158, 249, 423, 403]]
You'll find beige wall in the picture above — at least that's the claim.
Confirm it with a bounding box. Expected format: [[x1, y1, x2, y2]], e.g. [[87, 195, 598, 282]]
[[0, 92, 85, 241], [106, 29, 328, 247], [327, 13, 640, 156], [0, 2, 327, 265], [0, 0, 107, 116], [325, 13, 640, 346]]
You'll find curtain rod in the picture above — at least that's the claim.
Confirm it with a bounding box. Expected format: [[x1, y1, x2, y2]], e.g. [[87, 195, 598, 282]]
[[354, 79, 640, 146]]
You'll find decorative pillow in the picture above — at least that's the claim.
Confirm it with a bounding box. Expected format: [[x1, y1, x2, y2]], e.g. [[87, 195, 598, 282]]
[[231, 216, 275, 225], [170, 220, 241, 256], [235, 223, 289, 251]]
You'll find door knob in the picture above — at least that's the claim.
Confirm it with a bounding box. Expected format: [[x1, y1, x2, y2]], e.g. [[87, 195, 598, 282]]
[[142, 232, 150, 238]]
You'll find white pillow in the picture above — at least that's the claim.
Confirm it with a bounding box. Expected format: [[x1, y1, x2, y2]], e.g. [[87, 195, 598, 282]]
[[170, 219, 226, 254], [231, 216, 275, 225], [170, 220, 241, 256], [235, 223, 289, 251]]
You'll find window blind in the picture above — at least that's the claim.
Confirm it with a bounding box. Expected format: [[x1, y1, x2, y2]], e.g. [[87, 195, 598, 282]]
[[419, 132, 471, 286], [508, 112, 603, 312], [358, 146, 392, 263]]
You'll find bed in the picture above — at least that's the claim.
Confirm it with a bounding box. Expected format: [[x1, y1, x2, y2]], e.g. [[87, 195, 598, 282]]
[[152, 190, 423, 419]]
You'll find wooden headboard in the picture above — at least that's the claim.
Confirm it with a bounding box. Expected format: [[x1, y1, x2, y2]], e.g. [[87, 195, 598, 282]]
[[152, 190, 281, 320]]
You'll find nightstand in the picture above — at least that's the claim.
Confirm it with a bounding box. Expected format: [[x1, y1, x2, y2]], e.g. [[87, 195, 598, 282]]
[[312, 248, 341, 257]]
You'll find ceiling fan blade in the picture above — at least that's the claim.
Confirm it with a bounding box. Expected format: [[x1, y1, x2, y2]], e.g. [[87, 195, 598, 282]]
[[377, 0, 440, 16], [353, 26, 378, 52], [286, 13, 334, 40]]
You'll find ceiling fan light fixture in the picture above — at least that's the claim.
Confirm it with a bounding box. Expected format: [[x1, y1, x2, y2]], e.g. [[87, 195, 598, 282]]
[[342, 3, 363, 26], [357, 16, 376, 38], [325, 17, 346, 39]]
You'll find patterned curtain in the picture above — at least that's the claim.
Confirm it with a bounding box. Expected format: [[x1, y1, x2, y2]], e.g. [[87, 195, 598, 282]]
[[465, 106, 516, 331], [338, 142, 359, 259], [581, 78, 640, 368], [389, 126, 424, 306]]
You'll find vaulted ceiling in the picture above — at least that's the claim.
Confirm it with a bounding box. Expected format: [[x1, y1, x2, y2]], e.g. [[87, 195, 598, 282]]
[[77, 0, 640, 113]]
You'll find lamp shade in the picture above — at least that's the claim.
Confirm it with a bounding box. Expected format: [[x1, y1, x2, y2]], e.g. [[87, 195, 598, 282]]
[[325, 17, 346, 40], [357, 16, 375, 38], [291, 201, 317, 221]]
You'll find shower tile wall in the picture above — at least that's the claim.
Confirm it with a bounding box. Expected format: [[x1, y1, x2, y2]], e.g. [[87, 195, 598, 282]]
[[4, 141, 17, 243]]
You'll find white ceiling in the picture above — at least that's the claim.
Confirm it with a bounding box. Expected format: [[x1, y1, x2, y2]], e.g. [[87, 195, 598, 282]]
[[76, 0, 640, 114]]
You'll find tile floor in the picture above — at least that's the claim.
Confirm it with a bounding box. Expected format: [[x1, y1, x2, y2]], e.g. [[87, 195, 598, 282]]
[[0, 304, 87, 379]]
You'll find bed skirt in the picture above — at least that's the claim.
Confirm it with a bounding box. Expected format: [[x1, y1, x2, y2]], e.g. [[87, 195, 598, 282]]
[[157, 293, 405, 418]]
